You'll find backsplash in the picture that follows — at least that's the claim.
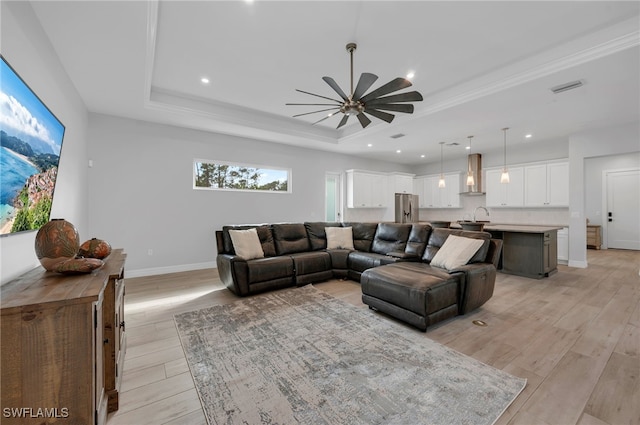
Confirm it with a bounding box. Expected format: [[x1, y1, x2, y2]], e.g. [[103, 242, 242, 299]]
[[420, 195, 569, 227]]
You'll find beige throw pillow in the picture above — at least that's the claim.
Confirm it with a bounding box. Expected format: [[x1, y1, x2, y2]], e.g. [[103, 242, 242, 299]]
[[326, 227, 355, 250], [229, 228, 265, 260], [430, 235, 485, 271]]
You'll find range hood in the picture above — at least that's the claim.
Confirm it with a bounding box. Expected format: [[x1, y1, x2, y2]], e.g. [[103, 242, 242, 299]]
[[460, 153, 485, 195]]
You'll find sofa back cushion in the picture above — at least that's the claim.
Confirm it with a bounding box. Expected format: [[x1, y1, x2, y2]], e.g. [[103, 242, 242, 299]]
[[371, 223, 412, 255], [304, 222, 342, 250], [222, 225, 276, 257], [405, 224, 432, 257], [273, 223, 310, 255], [343, 222, 378, 252], [423, 228, 491, 264]]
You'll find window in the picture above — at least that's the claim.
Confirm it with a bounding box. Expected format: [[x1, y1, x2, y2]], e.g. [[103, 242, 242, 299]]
[[193, 159, 291, 193]]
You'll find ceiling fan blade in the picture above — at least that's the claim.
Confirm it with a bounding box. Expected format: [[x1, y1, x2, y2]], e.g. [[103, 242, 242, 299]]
[[322, 77, 349, 101], [352, 73, 378, 101], [286, 103, 343, 106], [365, 91, 423, 106], [356, 112, 372, 128], [292, 107, 340, 118], [311, 114, 337, 125], [295, 89, 342, 103], [359, 78, 413, 103], [368, 103, 414, 114], [336, 114, 349, 129], [363, 108, 395, 123]]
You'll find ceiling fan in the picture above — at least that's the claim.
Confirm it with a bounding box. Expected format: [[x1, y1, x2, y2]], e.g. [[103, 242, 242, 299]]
[[286, 43, 423, 129]]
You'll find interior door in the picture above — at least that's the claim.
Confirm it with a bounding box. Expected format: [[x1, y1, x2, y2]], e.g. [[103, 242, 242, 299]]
[[325, 173, 342, 222], [605, 169, 640, 250]]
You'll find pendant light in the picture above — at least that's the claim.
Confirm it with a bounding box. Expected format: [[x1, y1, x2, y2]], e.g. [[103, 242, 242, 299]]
[[438, 142, 446, 188], [466, 135, 475, 186], [500, 127, 510, 183]]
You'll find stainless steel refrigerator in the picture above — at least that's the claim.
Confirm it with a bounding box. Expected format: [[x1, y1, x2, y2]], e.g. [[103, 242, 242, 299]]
[[395, 193, 419, 223]]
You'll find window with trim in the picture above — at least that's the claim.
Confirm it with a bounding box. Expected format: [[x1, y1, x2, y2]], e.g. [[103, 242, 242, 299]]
[[193, 159, 291, 193]]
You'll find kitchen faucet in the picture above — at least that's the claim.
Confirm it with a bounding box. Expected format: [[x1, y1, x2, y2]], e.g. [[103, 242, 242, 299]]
[[473, 206, 490, 222]]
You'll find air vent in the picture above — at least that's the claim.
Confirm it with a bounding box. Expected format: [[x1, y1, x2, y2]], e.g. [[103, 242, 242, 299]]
[[550, 80, 584, 94], [390, 133, 405, 139]]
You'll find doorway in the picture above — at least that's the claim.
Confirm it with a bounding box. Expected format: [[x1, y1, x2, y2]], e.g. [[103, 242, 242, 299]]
[[325, 173, 342, 222], [603, 168, 640, 250]]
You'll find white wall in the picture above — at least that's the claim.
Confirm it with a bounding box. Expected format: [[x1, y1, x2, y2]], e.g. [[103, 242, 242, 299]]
[[568, 121, 640, 267], [0, 1, 89, 284], [87, 114, 412, 276], [584, 152, 640, 227]]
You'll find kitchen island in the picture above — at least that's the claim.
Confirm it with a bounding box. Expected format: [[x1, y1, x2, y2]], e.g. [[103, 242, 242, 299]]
[[484, 224, 564, 279], [442, 222, 565, 279]]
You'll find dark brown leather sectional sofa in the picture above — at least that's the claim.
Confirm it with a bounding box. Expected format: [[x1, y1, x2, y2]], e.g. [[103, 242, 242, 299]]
[[215, 222, 502, 330]]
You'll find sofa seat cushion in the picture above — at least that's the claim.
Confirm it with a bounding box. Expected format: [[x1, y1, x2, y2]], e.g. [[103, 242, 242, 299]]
[[326, 249, 351, 270], [348, 251, 390, 273], [290, 251, 332, 276], [361, 263, 461, 317], [245, 256, 294, 284]]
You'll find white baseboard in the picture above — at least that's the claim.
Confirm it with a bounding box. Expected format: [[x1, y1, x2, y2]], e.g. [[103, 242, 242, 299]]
[[568, 260, 588, 268], [127, 261, 217, 278]]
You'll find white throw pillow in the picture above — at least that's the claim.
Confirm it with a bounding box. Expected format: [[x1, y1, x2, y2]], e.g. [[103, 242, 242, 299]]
[[229, 228, 265, 260], [430, 235, 485, 271], [325, 227, 355, 250]]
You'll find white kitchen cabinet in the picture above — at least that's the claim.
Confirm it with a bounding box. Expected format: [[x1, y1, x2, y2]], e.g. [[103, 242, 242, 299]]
[[441, 173, 461, 208], [391, 173, 415, 194], [485, 167, 524, 207], [547, 162, 569, 206], [414, 173, 460, 208], [346, 170, 388, 208], [524, 162, 569, 207]]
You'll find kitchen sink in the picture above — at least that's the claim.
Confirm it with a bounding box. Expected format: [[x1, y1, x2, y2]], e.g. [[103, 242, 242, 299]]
[[457, 220, 490, 231]]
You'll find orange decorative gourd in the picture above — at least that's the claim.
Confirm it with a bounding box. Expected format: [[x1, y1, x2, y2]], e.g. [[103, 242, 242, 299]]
[[34, 219, 80, 271], [79, 238, 112, 259]]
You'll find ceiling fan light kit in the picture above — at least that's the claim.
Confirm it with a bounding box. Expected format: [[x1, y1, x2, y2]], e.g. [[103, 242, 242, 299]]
[[287, 43, 423, 129]]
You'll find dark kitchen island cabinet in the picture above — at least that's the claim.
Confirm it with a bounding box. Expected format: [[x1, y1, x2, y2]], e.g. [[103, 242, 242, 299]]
[[485, 225, 562, 279]]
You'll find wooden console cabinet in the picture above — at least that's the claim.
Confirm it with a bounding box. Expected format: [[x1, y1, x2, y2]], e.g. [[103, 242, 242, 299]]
[[587, 224, 601, 249], [1, 249, 126, 425]]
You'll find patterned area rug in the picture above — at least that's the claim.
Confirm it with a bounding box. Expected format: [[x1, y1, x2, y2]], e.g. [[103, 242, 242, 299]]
[[174, 285, 526, 425]]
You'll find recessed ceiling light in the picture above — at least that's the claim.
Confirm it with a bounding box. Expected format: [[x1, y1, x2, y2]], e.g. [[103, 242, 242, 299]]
[[367, 143, 372, 147], [465, 146, 470, 150], [525, 134, 532, 138], [420, 154, 425, 158], [406, 71, 415, 80], [200, 77, 210, 85], [396, 150, 401, 154]]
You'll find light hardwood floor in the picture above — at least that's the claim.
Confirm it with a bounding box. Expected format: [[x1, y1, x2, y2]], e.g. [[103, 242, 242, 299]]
[[107, 249, 639, 425]]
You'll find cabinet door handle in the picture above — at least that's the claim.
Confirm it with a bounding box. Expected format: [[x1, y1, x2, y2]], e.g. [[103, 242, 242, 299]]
[[120, 321, 126, 331]]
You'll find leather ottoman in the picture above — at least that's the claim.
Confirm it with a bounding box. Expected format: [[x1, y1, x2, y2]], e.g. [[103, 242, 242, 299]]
[[361, 262, 462, 331]]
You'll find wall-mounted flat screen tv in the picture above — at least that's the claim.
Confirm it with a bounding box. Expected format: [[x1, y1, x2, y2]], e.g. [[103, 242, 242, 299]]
[[1, 54, 65, 236]]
